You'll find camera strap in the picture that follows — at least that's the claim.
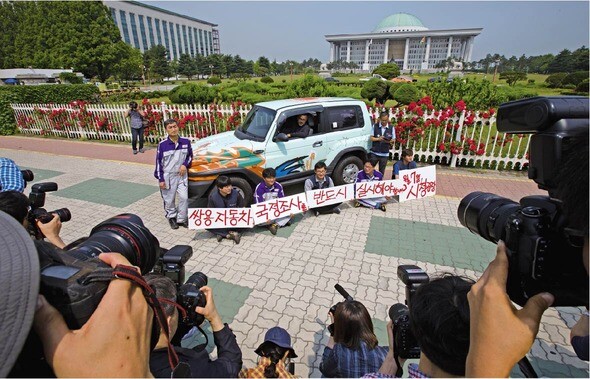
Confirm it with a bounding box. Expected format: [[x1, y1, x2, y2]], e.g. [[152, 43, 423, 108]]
[[158, 298, 210, 353], [393, 352, 403, 377]]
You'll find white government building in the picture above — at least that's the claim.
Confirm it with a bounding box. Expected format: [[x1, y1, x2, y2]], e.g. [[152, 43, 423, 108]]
[[103, 1, 220, 60], [325, 13, 482, 73]]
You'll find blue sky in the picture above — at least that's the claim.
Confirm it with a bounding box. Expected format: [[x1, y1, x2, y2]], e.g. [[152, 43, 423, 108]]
[[143, 1, 589, 62]]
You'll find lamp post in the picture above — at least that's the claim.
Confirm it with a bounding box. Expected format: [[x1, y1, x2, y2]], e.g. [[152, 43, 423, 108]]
[[141, 65, 146, 86], [289, 62, 293, 81], [209, 64, 214, 77], [492, 59, 500, 82]]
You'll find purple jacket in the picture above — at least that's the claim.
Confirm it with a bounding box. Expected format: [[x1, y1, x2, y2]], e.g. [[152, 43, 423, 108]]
[[254, 181, 285, 203]]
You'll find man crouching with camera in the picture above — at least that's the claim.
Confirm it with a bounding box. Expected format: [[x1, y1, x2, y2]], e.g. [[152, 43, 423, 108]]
[[146, 275, 243, 377], [364, 272, 474, 378]]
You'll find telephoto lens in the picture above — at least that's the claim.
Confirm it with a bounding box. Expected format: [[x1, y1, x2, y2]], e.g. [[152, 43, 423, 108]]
[[178, 272, 208, 326]]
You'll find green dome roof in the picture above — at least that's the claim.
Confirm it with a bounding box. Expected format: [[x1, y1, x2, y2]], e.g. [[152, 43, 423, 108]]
[[373, 13, 428, 33]]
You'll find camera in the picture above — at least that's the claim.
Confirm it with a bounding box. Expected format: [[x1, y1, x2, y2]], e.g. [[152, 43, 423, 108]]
[[458, 97, 589, 307], [389, 265, 429, 359], [26, 182, 71, 240], [177, 272, 208, 327], [21, 169, 34, 184], [327, 284, 354, 336]]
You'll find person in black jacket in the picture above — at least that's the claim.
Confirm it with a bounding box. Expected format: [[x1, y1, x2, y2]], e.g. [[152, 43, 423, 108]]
[[147, 274, 243, 378], [281, 114, 311, 139], [369, 111, 395, 175], [207, 175, 245, 244]]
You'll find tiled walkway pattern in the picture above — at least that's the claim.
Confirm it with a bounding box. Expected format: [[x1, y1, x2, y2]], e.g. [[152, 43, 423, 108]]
[[2, 138, 587, 377]]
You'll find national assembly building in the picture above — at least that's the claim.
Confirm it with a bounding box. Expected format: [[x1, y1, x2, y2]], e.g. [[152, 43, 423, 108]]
[[325, 13, 482, 73]]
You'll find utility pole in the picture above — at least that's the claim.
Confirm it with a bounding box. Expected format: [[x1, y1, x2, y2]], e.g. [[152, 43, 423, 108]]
[[492, 59, 500, 82]]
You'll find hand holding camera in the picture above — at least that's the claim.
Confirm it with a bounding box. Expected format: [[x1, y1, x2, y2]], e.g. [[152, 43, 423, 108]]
[[194, 286, 223, 332]]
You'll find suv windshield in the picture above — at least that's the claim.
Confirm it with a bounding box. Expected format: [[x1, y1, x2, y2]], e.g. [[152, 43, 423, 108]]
[[235, 106, 276, 140]]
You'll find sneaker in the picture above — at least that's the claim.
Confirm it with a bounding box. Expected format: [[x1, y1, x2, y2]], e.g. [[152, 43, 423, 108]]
[[268, 223, 278, 235], [285, 221, 292, 227], [332, 207, 341, 215], [379, 204, 387, 212], [139, 148, 145, 153], [177, 221, 188, 228], [229, 232, 241, 245], [133, 150, 138, 155], [216, 235, 224, 242], [314, 210, 320, 217], [168, 218, 178, 229], [354, 201, 361, 208]]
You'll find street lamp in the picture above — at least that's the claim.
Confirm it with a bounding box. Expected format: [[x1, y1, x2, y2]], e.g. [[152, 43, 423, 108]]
[[289, 62, 293, 81], [209, 65, 214, 77], [141, 65, 146, 86], [492, 59, 500, 82]]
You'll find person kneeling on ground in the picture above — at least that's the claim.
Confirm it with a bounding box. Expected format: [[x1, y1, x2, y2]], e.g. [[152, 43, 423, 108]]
[[304, 161, 341, 217], [391, 148, 417, 180], [207, 175, 244, 244], [354, 159, 387, 212], [147, 275, 243, 378], [363, 275, 474, 378], [254, 168, 293, 235], [239, 326, 298, 378]]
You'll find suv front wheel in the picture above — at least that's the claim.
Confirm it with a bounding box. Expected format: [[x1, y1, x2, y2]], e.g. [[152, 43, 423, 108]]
[[332, 156, 363, 185], [229, 177, 254, 206]]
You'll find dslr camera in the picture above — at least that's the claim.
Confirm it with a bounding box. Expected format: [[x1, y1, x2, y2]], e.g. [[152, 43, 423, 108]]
[[389, 265, 429, 359], [26, 182, 71, 239], [327, 284, 354, 336], [458, 96, 589, 307]]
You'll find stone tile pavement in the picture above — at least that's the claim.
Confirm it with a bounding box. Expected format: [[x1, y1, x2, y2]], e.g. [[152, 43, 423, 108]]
[[1, 138, 587, 378]]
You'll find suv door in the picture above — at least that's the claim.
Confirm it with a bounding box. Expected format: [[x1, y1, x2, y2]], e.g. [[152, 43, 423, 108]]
[[264, 106, 329, 181]]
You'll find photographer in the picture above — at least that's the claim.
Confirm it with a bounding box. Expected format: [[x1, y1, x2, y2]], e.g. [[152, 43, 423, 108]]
[[0, 157, 25, 192], [364, 275, 473, 378], [0, 209, 153, 377], [127, 101, 146, 154], [146, 275, 242, 377], [0, 190, 66, 248], [320, 300, 388, 377]]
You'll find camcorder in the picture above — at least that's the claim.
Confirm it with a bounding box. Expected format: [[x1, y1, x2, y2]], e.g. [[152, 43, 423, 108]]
[[10, 178, 208, 376], [458, 96, 589, 307], [327, 284, 354, 336], [389, 265, 429, 359]]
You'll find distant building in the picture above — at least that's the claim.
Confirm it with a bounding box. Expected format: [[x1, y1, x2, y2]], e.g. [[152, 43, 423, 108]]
[[103, 1, 220, 60], [0, 68, 81, 85], [325, 12, 482, 73]]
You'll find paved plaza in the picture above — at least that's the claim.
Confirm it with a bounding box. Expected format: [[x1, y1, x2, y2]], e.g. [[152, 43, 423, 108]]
[[1, 136, 588, 377]]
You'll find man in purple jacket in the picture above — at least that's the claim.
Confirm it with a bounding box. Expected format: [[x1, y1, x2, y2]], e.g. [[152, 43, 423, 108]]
[[254, 168, 292, 235], [354, 158, 387, 212]]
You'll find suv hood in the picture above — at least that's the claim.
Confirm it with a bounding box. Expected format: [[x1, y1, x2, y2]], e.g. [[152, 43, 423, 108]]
[[190, 131, 265, 174]]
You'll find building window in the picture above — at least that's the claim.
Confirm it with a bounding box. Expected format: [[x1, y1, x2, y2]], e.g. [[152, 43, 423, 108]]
[[119, 10, 130, 44], [129, 13, 140, 49], [138, 15, 148, 50], [182, 25, 189, 56], [193, 28, 200, 55], [147, 16, 155, 46], [208, 31, 213, 54], [109, 7, 116, 23], [169, 22, 177, 59], [162, 21, 171, 57], [176, 23, 183, 55], [198, 29, 204, 55], [155, 19, 162, 46], [188, 27, 195, 56]]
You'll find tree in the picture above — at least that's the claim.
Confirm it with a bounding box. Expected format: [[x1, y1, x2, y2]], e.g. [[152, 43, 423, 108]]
[[144, 45, 171, 80], [284, 74, 336, 98], [114, 45, 143, 82], [361, 79, 390, 104], [177, 53, 197, 80], [499, 71, 527, 86], [392, 84, 422, 105], [372, 63, 400, 79], [257, 56, 271, 70], [547, 49, 574, 73]]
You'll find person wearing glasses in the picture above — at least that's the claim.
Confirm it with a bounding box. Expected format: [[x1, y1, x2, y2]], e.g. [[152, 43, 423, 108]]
[[282, 114, 311, 140]]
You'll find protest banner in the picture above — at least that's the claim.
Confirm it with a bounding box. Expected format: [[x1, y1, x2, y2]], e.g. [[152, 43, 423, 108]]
[[187, 208, 254, 230], [399, 165, 437, 202], [305, 183, 355, 208], [355, 179, 408, 199], [252, 193, 308, 225]]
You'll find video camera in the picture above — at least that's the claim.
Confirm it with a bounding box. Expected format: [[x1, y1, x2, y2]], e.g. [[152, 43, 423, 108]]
[[458, 96, 589, 307], [327, 284, 354, 336], [389, 265, 429, 359]]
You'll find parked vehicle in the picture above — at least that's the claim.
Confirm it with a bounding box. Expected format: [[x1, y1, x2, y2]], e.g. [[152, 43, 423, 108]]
[[359, 74, 387, 82], [324, 77, 340, 83], [188, 97, 371, 204]]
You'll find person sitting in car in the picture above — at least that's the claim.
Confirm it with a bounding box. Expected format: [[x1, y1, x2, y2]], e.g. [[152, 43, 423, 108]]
[[281, 114, 311, 140]]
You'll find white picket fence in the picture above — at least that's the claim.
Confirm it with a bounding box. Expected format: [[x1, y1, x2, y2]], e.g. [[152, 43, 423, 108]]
[[11, 102, 530, 170]]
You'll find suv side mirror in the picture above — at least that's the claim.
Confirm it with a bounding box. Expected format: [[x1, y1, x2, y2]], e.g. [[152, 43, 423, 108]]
[[274, 133, 289, 142]]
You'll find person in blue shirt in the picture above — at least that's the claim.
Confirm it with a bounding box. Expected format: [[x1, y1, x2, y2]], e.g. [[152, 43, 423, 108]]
[[392, 149, 417, 180], [355, 158, 387, 212], [320, 300, 388, 377], [254, 168, 291, 235], [0, 158, 25, 193]]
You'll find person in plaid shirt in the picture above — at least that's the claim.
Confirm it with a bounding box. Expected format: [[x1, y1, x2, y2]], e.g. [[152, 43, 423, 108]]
[[0, 158, 25, 193], [239, 326, 298, 378]]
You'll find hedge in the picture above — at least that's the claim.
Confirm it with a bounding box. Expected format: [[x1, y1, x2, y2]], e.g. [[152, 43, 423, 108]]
[[0, 84, 99, 135]]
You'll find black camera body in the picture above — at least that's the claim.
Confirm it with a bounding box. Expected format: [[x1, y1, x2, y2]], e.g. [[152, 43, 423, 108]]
[[327, 284, 354, 336], [26, 182, 71, 239], [390, 265, 429, 359], [177, 272, 208, 327], [458, 97, 589, 307]]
